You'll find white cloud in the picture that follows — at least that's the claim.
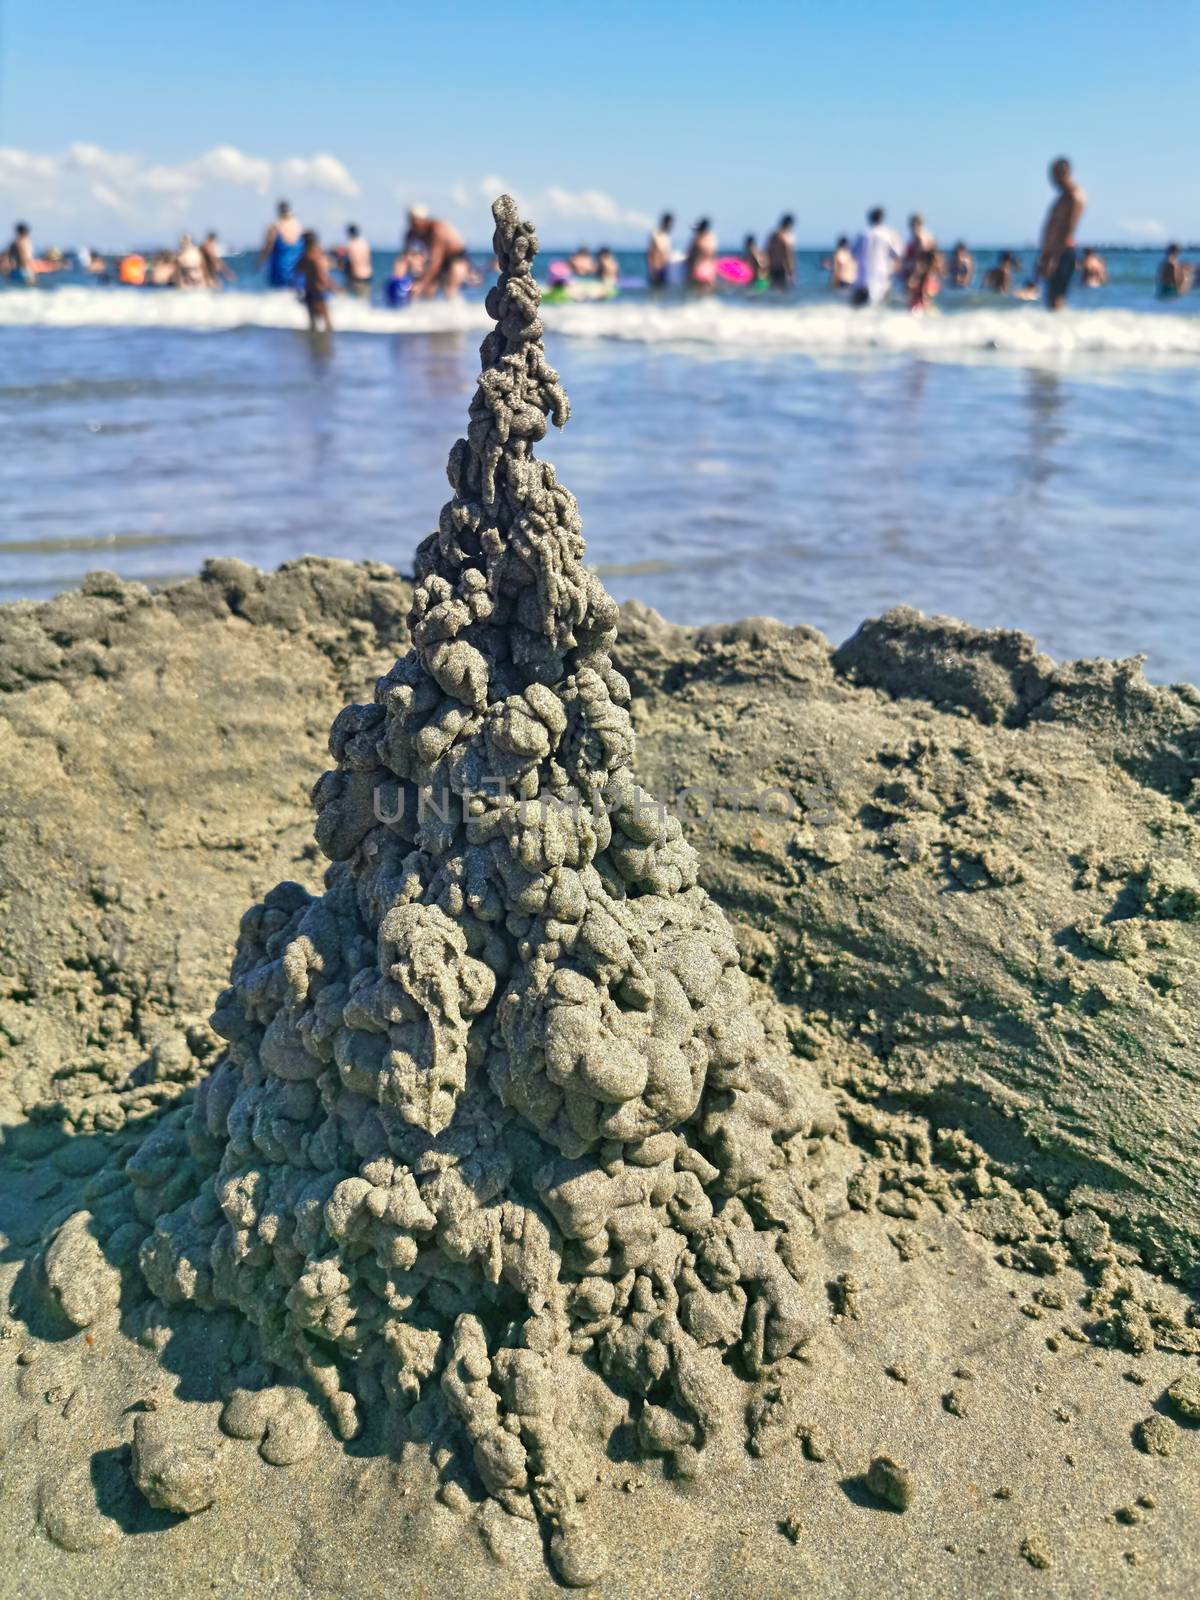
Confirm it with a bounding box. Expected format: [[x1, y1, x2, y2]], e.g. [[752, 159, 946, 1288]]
[[541, 185, 652, 232], [189, 145, 272, 192], [1116, 217, 1167, 242], [0, 147, 59, 184], [0, 142, 361, 243], [438, 178, 651, 242], [277, 153, 359, 199]]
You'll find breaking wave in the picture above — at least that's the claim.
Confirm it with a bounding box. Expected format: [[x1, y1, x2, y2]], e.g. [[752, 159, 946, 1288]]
[[1, 285, 1198, 365]]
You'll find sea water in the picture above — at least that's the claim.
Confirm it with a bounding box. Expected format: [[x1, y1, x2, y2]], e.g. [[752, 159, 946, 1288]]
[[1, 249, 1197, 683]]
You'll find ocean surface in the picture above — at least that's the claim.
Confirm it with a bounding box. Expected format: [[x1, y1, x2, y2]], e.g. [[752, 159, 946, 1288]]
[[1, 247, 1197, 684]]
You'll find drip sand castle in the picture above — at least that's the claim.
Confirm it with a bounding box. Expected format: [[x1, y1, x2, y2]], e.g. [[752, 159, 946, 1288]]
[[7, 199, 1198, 1596], [122, 197, 843, 1584]]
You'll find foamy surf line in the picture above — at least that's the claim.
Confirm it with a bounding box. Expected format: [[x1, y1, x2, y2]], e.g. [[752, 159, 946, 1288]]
[[1, 286, 1198, 364]]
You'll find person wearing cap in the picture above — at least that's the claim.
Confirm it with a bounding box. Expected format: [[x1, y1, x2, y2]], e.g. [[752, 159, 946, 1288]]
[[405, 206, 470, 299], [258, 199, 305, 288]]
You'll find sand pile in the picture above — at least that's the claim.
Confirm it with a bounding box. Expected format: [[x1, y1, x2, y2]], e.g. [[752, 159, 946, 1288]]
[[111, 199, 844, 1584]]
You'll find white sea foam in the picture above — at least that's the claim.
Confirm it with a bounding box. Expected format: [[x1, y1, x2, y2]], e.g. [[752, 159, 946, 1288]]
[[1, 285, 1198, 365]]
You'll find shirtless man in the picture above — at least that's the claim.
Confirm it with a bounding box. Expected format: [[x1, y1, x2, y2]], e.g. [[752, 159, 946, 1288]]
[[766, 215, 796, 290], [646, 212, 674, 289], [7, 222, 35, 284], [173, 233, 206, 290], [201, 232, 235, 287], [983, 250, 1016, 293], [406, 207, 470, 299], [299, 230, 334, 331], [568, 246, 597, 278], [1157, 243, 1193, 298], [949, 242, 974, 288], [1036, 157, 1086, 310], [344, 224, 373, 295]]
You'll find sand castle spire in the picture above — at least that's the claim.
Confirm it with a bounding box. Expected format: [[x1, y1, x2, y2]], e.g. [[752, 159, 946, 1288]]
[[128, 196, 840, 1586]]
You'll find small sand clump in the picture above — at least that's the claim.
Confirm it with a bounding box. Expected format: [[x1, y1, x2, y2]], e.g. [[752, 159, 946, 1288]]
[[105, 198, 843, 1583], [1165, 1372, 1200, 1421], [1134, 1414, 1177, 1457], [131, 1411, 224, 1515], [866, 1454, 914, 1510]]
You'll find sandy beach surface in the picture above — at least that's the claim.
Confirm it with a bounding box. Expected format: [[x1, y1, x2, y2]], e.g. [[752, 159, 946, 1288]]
[[0, 556, 1197, 1597]]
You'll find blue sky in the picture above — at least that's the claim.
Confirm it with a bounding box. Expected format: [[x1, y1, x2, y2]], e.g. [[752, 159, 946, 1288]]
[[1, 0, 1195, 249]]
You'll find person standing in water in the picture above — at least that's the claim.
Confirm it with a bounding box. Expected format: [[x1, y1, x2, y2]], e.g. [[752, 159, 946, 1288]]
[[983, 250, 1017, 293], [766, 215, 796, 290], [299, 230, 334, 331], [174, 234, 206, 289], [686, 218, 717, 290], [201, 232, 235, 287], [405, 206, 470, 298], [646, 212, 674, 289], [344, 224, 373, 295], [7, 222, 35, 284], [1157, 243, 1192, 297], [596, 247, 619, 289], [851, 207, 901, 306], [901, 213, 935, 282], [1036, 157, 1086, 310], [259, 200, 304, 288], [949, 242, 974, 288], [743, 235, 768, 285], [827, 236, 856, 289]]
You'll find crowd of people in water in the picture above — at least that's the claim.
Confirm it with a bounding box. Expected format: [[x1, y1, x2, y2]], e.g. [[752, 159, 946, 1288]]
[[3, 159, 1196, 330]]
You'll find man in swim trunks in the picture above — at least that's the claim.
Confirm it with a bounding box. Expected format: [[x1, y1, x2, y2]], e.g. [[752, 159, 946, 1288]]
[[259, 200, 305, 288], [345, 224, 373, 295], [406, 207, 470, 299], [299, 230, 334, 331], [7, 222, 35, 284], [1036, 157, 1085, 310], [646, 213, 674, 290], [766, 215, 796, 290]]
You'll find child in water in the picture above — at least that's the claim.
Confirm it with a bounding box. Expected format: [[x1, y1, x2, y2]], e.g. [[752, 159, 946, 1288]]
[[299, 231, 334, 331], [385, 244, 426, 307]]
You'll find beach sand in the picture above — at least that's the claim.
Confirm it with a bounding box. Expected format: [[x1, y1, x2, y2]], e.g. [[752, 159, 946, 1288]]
[[0, 558, 1197, 1597]]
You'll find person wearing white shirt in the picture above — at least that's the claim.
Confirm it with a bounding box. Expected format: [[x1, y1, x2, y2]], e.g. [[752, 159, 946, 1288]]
[[851, 207, 902, 307]]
